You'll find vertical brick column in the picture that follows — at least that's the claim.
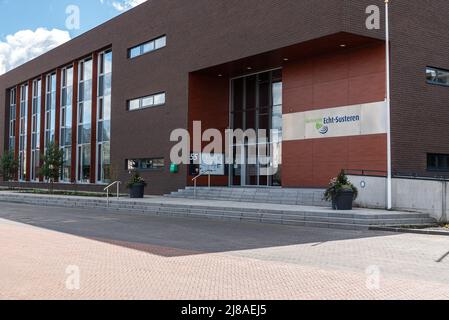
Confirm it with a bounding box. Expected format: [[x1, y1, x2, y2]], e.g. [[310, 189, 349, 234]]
[[39, 75, 46, 182], [25, 80, 32, 181], [90, 52, 98, 184], [71, 63, 79, 183]]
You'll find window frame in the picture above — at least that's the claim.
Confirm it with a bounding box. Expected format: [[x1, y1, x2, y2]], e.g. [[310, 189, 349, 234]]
[[426, 66, 449, 87], [427, 153, 449, 172], [127, 92, 166, 111], [128, 35, 167, 59], [126, 158, 165, 171]]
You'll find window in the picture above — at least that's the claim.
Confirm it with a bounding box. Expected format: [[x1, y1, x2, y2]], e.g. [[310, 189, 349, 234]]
[[77, 57, 93, 183], [128, 92, 166, 111], [128, 35, 166, 59], [97, 49, 112, 183], [31, 79, 41, 181], [60, 66, 73, 182], [428, 154, 449, 171], [9, 88, 16, 154], [45, 73, 57, 149], [126, 158, 165, 171], [426, 67, 449, 86], [19, 84, 28, 181]]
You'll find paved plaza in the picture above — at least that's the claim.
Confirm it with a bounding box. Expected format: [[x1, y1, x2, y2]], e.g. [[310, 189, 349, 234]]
[[0, 202, 448, 300]]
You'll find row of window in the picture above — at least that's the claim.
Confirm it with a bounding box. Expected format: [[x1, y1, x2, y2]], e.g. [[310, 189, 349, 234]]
[[128, 92, 166, 111], [8, 49, 112, 184], [126, 158, 165, 171], [128, 35, 166, 59]]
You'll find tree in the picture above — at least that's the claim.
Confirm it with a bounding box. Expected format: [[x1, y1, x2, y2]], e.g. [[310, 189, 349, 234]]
[[39, 142, 63, 193], [0, 150, 18, 183]]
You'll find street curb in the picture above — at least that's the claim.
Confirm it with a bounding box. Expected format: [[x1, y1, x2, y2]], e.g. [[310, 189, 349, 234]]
[[370, 226, 449, 236]]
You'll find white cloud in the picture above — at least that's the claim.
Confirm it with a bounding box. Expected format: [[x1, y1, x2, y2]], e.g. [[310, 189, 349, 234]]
[[111, 0, 147, 12], [0, 28, 71, 75]]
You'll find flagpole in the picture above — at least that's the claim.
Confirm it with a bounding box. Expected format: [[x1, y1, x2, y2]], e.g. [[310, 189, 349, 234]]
[[385, 0, 392, 210]]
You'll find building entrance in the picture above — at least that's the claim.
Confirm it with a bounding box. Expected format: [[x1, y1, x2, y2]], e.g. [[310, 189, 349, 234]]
[[230, 69, 283, 187]]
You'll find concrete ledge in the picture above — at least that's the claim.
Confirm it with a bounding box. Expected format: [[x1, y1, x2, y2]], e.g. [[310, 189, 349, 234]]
[[370, 226, 449, 236]]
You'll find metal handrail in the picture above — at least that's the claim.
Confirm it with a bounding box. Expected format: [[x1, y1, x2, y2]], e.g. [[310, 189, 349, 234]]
[[104, 181, 121, 206], [192, 170, 212, 198]]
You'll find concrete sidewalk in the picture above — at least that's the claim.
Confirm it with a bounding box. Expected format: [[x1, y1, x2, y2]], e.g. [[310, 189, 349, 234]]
[[0, 191, 437, 230], [0, 202, 448, 300]]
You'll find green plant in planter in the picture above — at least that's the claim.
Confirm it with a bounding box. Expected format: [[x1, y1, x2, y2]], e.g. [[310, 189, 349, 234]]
[[126, 171, 147, 189], [324, 170, 358, 202]]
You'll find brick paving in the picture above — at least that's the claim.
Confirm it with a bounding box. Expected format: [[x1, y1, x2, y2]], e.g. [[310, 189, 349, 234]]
[[0, 203, 448, 300]]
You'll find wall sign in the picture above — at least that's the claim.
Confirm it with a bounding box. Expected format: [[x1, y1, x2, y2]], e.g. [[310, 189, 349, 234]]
[[190, 153, 225, 176], [283, 101, 387, 141]]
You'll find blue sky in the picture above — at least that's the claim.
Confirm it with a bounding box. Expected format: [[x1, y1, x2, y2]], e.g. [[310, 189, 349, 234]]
[[0, 0, 147, 74], [0, 0, 121, 39]]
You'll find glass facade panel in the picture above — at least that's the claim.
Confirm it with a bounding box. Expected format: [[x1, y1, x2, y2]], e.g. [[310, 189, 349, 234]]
[[30, 79, 41, 181], [97, 50, 112, 183], [45, 73, 56, 149], [9, 88, 16, 155], [77, 58, 93, 183], [60, 66, 73, 181], [19, 84, 28, 181], [230, 69, 283, 187]]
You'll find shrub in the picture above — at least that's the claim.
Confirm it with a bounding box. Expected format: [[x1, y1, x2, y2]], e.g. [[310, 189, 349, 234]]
[[126, 171, 147, 189], [0, 150, 18, 182], [324, 170, 358, 202]]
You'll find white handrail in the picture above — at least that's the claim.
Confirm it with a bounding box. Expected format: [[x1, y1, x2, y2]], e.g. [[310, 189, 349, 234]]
[[192, 170, 212, 198], [104, 181, 121, 206]]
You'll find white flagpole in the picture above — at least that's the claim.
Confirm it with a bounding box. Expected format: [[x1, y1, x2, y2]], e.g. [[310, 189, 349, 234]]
[[385, 0, 392, 210]]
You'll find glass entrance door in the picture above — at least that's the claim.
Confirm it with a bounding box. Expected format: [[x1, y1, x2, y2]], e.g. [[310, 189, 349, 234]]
[[230, 69, 282, 187]]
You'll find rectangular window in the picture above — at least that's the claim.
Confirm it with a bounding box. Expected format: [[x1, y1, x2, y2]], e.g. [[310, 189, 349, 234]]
[[60, 66, 74, 182], [19, 84, 28, 181], [8, 88, 17, 154], [426, 67, 449, 86], [128, 35, 166, 59], [128, 92, 166, 111], [126, 158, 165, 171], [45, 72, 57, 149], [30, 79, 41, 181], [97, 49, 112, 183], [77, 57, 93, 183], [428, 153, 449, 171]]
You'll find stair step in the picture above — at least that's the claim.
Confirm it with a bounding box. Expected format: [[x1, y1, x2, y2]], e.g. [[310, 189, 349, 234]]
[[0, 193, 438, 231]]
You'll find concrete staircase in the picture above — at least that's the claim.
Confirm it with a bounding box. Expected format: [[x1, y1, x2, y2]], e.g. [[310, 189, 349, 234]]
[[0, 192, 438, 231], [166, 187, 329, 206]]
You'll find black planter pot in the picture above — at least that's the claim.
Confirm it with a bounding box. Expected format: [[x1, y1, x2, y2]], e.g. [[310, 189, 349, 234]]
[[129, 183, 145, 199], [332, 190, 354, 210]]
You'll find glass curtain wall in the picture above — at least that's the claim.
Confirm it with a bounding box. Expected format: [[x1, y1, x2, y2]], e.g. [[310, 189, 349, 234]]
[[60, 66, 73, 182], [97, 50, 112, 183], [230, 69, 283, 187], [77, 57, 93, 183], [9, 88, 16, 154], [31, 79, 41, 181], [19, 84, 28, 181], [45, 73, 57, 149]]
